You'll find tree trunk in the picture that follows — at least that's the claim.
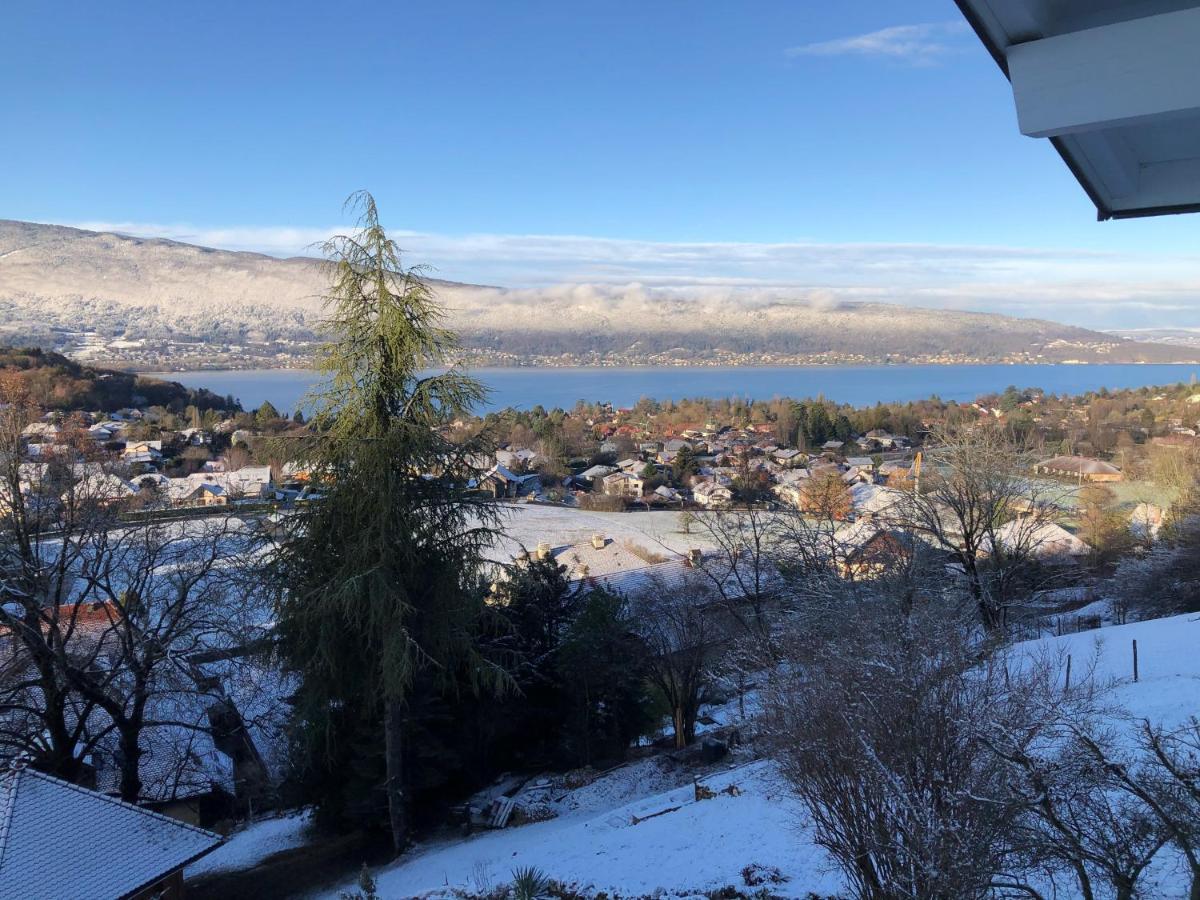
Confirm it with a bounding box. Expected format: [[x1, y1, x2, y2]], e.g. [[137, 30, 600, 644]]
[[118, 724, 143, 803], [383, 700, 408, 856], [672, 707, 687, 749]]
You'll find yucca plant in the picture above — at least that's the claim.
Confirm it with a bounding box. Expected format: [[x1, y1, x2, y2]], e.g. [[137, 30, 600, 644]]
[[510, 865, 551, 900]]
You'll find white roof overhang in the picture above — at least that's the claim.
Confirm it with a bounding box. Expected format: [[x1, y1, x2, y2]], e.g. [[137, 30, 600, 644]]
[[955, 0, 1200, 219]]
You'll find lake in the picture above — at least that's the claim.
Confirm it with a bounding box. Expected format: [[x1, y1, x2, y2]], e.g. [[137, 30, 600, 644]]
[[147, 364, 1200, 415]]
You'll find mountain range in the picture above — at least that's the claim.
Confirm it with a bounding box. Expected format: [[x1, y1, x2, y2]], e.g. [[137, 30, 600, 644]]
[[1, 219, 1196, 368]]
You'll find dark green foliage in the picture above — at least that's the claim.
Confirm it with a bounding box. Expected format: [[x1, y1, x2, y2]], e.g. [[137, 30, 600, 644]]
[[485, 556, 579, 766], [671, 444, 699, 483], [272, 193, 505, 850], [256, 400, 282, 422], [487, 557, 651, 769], [558, 590, 653, 766]]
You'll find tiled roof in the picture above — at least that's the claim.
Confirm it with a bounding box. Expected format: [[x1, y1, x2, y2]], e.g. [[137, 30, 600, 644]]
[[0, 765, 222, 900]]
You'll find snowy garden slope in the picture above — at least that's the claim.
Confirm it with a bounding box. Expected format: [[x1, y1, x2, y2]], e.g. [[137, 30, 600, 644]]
[[1020, 610, 1200, 733], [314, 612, 1200, 898], [316, 760, 842, 898], [187, 811, 313, 878]]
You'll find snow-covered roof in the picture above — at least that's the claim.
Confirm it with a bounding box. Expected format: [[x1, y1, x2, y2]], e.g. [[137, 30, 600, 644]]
[[0, 764, 223, 899], [993, 518, 1090, 559], [578, 464, 617, 481], [183, 466, 272, 498], [603, 470, 642, 484], [831, 519, 897, 560], [553, 537, 658, 579], [1035, 455, 1121, 476], [486, 464, 539, 486], [66, 472, 138, 503], [590, 551, 782, 603]]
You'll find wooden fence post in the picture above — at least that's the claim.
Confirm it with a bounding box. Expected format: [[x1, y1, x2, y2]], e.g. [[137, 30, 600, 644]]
[[1065, 654, 1072, 692], [1133, 639, 1139, 683]]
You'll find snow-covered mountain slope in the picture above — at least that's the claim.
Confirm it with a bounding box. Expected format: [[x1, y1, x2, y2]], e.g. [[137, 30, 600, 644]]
[[3, 219, 1196, 364]]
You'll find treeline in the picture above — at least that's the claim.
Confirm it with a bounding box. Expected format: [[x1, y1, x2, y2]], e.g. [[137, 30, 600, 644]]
[[0, 346, 239, 412], [480, 395, 955, 456], [479, 381, 1200, 464]]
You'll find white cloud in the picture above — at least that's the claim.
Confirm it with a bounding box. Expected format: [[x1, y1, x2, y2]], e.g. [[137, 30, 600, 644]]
[[786, 22, 970, 65], [67, 219, 1200, 329]]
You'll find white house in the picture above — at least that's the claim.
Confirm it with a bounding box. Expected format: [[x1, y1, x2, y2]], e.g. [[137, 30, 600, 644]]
[[602, 470, 644, 499], [693, 481, 734, 508]]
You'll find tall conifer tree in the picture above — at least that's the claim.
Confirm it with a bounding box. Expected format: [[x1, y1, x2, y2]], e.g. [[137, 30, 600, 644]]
[[274, 192, 503, 853]]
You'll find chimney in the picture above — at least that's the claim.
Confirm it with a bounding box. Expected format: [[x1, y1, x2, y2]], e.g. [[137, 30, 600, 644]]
[[591, 533, 606, 550], [536, 541, 551, 560], [686, 548, 702, 568]]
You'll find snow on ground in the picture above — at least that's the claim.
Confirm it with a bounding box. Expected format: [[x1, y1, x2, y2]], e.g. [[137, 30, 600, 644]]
[[314, 614, 1200, 899], [483, 505, 724, 565], [1011, 613, 1200, 900], [315, 759, 842, 899], [187, 810, 313, 878], [1017, 610, 1200, 732]]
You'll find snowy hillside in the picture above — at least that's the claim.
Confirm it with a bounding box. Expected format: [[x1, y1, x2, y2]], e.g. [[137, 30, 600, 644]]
[[1021, 611, 1200, 734], [310, 612, 1200, 899], [314, 758, 841, 899], [4, 219, 1197, 365]]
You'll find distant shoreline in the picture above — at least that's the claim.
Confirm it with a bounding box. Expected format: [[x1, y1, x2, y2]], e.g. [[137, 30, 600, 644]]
[[131, 359, 1199, 377]]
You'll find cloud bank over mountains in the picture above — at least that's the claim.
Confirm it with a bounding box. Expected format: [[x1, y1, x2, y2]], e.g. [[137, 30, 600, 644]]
[[67, 220, 1200, 331]]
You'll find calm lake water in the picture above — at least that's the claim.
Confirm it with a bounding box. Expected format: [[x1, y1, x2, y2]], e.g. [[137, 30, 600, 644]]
[[148, 364, 1200, 415]]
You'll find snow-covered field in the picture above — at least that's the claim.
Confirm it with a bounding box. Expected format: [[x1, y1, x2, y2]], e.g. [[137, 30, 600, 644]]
[[1022, 611, 1200, 732], [484, 504, 724, 564]]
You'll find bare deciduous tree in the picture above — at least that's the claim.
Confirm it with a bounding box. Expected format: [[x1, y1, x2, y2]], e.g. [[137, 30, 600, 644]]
[[631, 578, 722, 749], [688, 507, 780, 648], [897, 426, 1072, 631], [761, 600, 1050, 900], [0, 380, 274, 806], [1071, 718, 1200, 900]]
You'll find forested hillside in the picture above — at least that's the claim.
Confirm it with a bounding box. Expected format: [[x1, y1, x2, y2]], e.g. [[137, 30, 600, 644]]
[[0, 347, 238, 412]]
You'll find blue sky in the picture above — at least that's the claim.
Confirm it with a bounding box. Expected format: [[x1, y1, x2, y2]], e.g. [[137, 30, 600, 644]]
[[4, 0, 1200, 329]]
